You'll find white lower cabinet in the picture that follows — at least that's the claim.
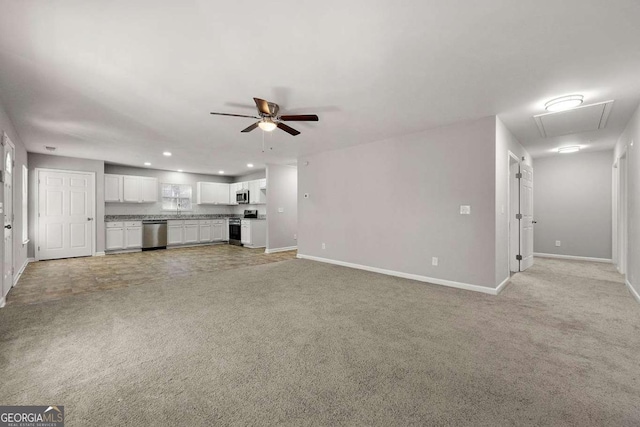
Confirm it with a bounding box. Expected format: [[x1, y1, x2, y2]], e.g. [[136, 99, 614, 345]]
[[212, 219, 227, 241], [124, 222, 142, 248], [199, 221, 212, 243], [241, 219, 266, 248], [106, 223, 125, 250], [106, 221, 142, 251], [167, 220, 184, 245], [184, 221, 199, 244]]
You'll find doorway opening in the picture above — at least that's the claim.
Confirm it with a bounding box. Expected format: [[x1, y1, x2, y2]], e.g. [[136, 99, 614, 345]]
[[614, 152, 627, 275]]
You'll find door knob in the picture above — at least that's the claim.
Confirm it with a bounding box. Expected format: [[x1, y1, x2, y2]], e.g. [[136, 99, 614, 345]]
[[532, 221, 537, 224], [87, 217, 94, 221], [4, 224, 11, 229]]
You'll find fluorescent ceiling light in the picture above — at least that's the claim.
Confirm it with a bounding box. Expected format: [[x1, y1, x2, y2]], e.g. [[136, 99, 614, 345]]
[[545, 95, 584, 112], [247, 163, 254, 168], [144, 162, 151, 166], [258, 120, 277, 132], [163, 151, 172, 156], [218, 170, 225, 174], [558, 146, 580, 154]]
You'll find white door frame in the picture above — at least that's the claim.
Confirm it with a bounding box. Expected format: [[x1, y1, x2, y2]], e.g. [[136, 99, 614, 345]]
[[2, 132, 15, 300], [614, 151, 628, 275], [35, 168, 97, 261], [507, 151, 521, 273]]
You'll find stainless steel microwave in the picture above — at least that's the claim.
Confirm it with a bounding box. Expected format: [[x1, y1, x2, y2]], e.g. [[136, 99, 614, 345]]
[[236, 189, 249, 204]]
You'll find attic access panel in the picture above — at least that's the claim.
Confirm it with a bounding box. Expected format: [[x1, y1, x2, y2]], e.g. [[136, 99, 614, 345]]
[[534, 100, 614, 138]]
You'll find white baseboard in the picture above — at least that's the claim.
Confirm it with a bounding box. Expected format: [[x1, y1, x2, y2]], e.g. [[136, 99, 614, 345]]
[[495, 276, 511, 295], [626, 279, 640, 304], [534, 253, 612, 263], [265, 246, 297, 254], [296, 254, 500, 295], [0, 296, 5, 308], [95, 251, 106, 256], [13, 257, 32, 287]]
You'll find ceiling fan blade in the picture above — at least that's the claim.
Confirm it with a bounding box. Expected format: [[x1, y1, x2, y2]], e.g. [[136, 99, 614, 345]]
[[241, 122, 259, 133], [279, 114, 319, 122], [253, 98, 272, 115], [277, 122, 301, 136], [210, 112, 259, 119]]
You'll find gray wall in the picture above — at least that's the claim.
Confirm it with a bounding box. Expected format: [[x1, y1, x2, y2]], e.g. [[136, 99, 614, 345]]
[[28, 153, 105, 257], [533, 150, 612, 259], [495, 117, 532, 283], [0, 96, 29, 300], [266, 164, 297, 251], [298, 116, 499, 289], [104, 164, 234, 216], [614, 103, 640, 297]]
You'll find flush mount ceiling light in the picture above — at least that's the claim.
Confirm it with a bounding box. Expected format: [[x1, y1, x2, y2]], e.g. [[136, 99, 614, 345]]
[[558, 146, 581, 154], [258, 119, 277, 132], [163, 151, 172, 156], [144, 162, 151, 166], [247, 163, 254, 168], [177, 169, 183, 172], [218, 170, 225, 174], [545, 95, 584, 112]]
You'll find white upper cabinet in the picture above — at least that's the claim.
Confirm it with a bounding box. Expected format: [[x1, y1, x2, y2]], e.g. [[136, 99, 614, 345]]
[[259, 178, 267, 189], [197, 182, 230, 204], [104, 174, 123, 202], [109, 174, 157, 203], [228, 182, 242, 205], [140, 177, 158, 203], [248, 179, 267, 204], [122, 175, 140, 202]]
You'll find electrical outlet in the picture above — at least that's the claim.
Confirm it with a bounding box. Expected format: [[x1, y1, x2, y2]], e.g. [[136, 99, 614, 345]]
[[555, 240, 561, 247], [294, 233, 297, 240], [278, 207, 284, 213], [322, 243, 326, 250], [432, 257, 438, 266], [460, 205, 471, 215]]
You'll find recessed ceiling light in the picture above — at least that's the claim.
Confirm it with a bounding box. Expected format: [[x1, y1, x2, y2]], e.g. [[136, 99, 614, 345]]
[[258, 120, 277, 132], [558, 146, 580, 154], [144, 162, 151, 166], [545, 95, 584, 112], [218, 170, 225, 174], [177, 169, 183, 172], [247, 163, 254, 168], [163, 151, 172, 156]]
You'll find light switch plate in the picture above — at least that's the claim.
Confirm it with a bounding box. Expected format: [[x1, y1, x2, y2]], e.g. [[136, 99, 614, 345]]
[[278, 207, 284, 213], [460, 205, 471, 215]]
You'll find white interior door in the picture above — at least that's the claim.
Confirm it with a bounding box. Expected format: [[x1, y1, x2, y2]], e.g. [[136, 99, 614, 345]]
[[509, 155, 520, 273], [38, 170, 95, 260], [2, 135, 14, 298], [520, 163, 534, 271]]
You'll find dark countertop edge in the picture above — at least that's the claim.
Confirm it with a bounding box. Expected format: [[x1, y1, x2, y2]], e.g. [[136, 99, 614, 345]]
[[105, 215, 266, 221]]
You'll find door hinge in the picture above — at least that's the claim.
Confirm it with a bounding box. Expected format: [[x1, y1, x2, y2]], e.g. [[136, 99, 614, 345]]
[[515, 172, 522, 179], [516, 213, 523, 220], [38, 246, 40, 251], [516, 255, 522, 261]]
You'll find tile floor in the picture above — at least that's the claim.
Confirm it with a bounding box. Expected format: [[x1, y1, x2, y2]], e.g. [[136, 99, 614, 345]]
[[7, 245, 297, 306]]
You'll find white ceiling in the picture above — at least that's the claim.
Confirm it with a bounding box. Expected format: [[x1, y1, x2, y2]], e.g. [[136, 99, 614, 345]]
[[1, 0, 639, 175]]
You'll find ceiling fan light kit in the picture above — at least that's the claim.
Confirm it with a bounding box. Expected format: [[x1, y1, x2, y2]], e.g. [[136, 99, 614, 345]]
[[258, 120, 277, 132], [210, 97, 319, 136]]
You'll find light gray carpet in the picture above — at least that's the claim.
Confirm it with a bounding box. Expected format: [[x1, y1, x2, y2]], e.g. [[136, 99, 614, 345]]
[[1, 257, 639, 426]]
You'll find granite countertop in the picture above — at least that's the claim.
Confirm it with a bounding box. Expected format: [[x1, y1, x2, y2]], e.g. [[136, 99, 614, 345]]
[[105, 214, 266, 221]]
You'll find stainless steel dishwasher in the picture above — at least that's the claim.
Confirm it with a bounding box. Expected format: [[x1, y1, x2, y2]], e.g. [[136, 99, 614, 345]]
[[142, 220, 167, 250]]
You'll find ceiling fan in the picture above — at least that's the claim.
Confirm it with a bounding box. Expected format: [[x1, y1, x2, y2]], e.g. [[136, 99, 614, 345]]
[[210, 97, 318, 136]]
